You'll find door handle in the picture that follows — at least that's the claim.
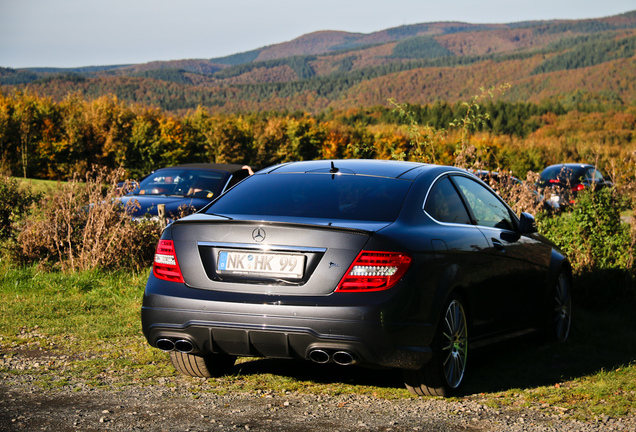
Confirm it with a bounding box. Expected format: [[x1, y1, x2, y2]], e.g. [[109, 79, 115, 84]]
[[492, 238, 506, 252]]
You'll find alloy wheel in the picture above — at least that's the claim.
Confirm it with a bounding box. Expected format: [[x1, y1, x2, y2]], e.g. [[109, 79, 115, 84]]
[[441, 299, 468, 389], [553, 272, 572, 343]]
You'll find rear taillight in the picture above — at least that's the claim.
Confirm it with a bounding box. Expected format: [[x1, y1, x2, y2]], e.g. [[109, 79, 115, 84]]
[[571, 184, 585, 192], [152, 240, 184, 283], [336, 251, 412, 292]]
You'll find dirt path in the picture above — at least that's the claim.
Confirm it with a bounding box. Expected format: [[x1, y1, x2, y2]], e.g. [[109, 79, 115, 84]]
[[1, 350, 635, 432], [4, 378, 634, 431]]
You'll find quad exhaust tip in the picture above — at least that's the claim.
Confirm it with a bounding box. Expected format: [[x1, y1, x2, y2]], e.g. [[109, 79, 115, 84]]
[[333, 351, 355, 366], [155, 338, 194, 353], [308, 349, 330, 364], [156, 338, 175, 352], [308, 349, 356, 366], [174, 339, 194, 353]]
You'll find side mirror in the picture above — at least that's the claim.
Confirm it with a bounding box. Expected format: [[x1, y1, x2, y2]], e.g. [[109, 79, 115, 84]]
[[519, 212, 537, 234]]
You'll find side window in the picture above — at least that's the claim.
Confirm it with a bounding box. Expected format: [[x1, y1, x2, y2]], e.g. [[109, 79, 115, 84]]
[[452, 176, 515, 231], [424, 177, 471, 225]]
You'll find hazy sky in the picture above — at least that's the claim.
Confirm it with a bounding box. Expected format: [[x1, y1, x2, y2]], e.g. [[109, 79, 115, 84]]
[[1, 0, 635, 69]]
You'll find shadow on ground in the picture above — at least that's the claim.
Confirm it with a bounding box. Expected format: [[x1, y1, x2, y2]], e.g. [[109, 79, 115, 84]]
[[221, 305, 636, 396]]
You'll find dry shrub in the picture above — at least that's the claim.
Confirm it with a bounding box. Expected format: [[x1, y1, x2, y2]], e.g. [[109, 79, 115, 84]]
[[14, 167, 162, 272], [480, 170, 547, 216]]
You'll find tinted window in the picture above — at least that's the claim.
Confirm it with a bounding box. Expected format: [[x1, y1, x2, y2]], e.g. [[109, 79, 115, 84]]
[[207, 173, 411, 222], [541, 165, 586, 184], [425, 177, 471, 224], [135, 169, 226, 198], [452, 176, 515, 230], [540, 165, 565, 182]]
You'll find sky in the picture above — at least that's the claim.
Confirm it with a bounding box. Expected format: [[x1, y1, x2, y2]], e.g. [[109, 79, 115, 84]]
[[1, 0, 635, 69]]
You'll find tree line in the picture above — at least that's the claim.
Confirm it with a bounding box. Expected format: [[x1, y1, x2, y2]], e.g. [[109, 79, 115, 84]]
[[1, 89, 635, 182]]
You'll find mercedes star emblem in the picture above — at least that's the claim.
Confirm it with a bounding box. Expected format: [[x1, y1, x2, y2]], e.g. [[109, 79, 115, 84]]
[[252, 227, 266, 242]]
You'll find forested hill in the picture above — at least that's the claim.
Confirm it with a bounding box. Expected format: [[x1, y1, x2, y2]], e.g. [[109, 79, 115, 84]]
[[2, 10, 636, 113]]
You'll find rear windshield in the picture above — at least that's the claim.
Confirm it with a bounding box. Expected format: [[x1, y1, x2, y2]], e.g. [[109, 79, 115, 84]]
[[206, 173, 411, 222], [541, 165, 584, 182], [134, 169, 227, 198]]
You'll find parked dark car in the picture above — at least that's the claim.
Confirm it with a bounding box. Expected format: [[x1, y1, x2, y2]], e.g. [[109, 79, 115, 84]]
[[119, 163, 254, 221], [141, 159, 572, 396], [538, 163, 612, 207]]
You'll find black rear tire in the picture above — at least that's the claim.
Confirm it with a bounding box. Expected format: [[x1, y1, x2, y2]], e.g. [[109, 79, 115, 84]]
[[546, 271, 572, 343], [169, 351, 236, 378], [403, 293, 468, 397]]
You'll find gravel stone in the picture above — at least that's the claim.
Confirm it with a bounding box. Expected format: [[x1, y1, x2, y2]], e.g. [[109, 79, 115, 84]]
[[1, 351, 635, 432]]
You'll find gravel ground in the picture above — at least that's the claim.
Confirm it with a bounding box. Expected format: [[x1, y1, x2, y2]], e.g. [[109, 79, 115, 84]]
[[1, 350, 635, 432]]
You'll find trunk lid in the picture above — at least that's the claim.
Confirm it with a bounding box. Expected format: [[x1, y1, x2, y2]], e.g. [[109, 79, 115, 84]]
[[169, 214, 389, 295]]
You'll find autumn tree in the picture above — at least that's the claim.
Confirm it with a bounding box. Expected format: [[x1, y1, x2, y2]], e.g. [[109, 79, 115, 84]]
[[0, 91, 15, 175], [252, 116, 290, 168], [205, 115, 255, 164], [11, 90, 48, 178], [278, 115, 324, 162]]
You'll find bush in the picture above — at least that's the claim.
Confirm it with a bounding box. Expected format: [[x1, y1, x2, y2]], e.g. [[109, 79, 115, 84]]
[[537, 187, 635, 307], [12, 168, 162, 272], [0, 177, 42, 241]]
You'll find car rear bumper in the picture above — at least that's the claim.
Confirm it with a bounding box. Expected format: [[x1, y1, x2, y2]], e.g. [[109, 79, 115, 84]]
[[141, 277, 433, 370]]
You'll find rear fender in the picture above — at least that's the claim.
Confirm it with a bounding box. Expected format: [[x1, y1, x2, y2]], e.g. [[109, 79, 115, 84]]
[[418, 262, 468, 347]]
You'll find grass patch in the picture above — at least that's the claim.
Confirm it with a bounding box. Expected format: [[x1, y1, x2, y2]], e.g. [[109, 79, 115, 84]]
[[0, 265, 147, 339], [11, 177, 63, 195], [1, 264, 635, 421]]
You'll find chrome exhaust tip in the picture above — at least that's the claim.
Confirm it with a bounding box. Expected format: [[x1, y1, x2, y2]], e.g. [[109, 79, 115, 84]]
[[333, 351, 356, 366], [156, 338, 175, 352], [174, 339, 194, 353], [308, 349, 330, 364]]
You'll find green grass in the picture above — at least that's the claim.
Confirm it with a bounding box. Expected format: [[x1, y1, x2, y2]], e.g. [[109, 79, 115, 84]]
[[1, 264, 635, 421], [11, 176, 63, 195], [0, 266, 144, 339]]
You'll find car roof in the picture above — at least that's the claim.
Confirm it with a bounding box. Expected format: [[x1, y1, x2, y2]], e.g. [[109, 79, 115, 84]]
[[544, 163, 595, 170], [155, 163, 252, 174], [541, 163, 597, 177], [259, 159, 452, 180]]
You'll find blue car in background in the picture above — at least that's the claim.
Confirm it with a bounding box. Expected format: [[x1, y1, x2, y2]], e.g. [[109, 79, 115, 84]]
[[120, 163, 255, 221]]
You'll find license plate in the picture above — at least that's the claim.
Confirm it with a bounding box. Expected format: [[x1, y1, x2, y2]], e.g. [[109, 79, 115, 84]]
[[217, 250, 305, 278]]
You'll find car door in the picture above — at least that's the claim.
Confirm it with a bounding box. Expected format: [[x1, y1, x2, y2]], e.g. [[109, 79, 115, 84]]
[[423, 175, 496, 337], [450, 175, 550, 332]]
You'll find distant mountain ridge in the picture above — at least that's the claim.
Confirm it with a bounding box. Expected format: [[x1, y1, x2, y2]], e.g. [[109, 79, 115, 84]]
[[208, 22, 506, 65], [2, 10, 636, 113]]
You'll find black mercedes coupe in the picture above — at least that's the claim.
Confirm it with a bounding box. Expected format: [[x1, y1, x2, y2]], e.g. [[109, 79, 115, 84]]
[[141, 159, 572, 396]]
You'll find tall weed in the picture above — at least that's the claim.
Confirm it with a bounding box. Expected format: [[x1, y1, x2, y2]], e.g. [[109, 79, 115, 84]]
[[12, 168, 161, 272]]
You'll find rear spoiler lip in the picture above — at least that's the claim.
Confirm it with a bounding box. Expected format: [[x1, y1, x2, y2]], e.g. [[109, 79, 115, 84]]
[[172, 213, 391, 235]]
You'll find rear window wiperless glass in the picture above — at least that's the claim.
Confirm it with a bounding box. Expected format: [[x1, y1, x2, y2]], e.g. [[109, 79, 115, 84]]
[[541, 166, 585, 182], [134, 169, 226, 197], [206, 173, 411, 222]]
